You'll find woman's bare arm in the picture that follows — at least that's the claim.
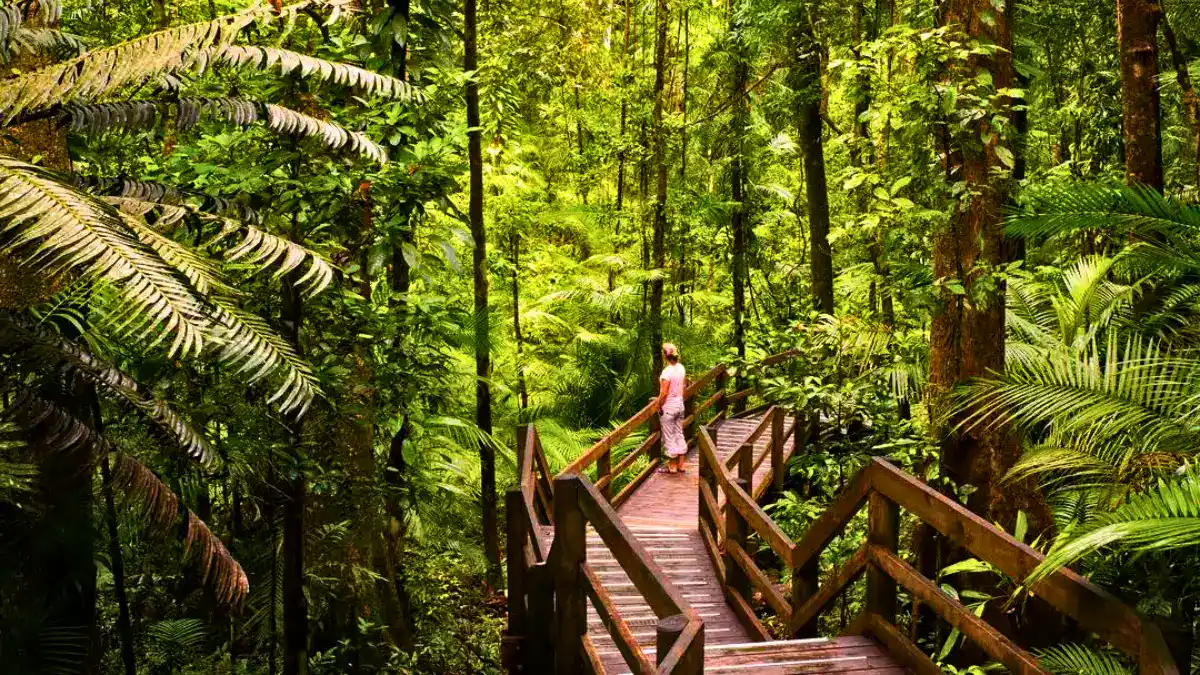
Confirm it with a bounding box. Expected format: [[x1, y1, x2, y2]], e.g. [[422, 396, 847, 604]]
[[653, 376, 670, 411]]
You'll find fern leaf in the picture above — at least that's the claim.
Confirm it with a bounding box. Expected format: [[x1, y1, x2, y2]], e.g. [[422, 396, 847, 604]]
[[0, 3, 22, 60], [1035, 644, 1131, 675], [213, 45, 419, 101], [1007, 183, 1200, 244], [0, 155, 209, 357], [123, 214, 231, 296], [112, 453, 248, 604], [65, 97, 387, 163], [0, 321, 217, 465], [10, 27, 87, 58], [1027, 473, 1200, 586], [0, 0, 351, 121], [210, 300, 320, 416]]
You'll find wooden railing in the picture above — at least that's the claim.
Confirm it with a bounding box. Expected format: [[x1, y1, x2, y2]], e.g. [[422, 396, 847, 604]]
[[556, 358, 757, 507], [506, 423, 704, 674], [696, 427, 1181, 675], [556, 472, 704, 674]]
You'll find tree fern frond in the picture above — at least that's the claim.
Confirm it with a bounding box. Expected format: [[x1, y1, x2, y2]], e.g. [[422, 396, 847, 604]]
[[1027, 473, 1200, 586], [65, 98, 388, 163], [0, 156, 209, 357], [210, 300, 319, 416], [1035, 644, 1132, 675], [0, 0, 352, 121], [0, 318, 216, 465], [112, 452, 248, 604], [11, 27, 87, 58], [123, 214, 231, 296], [0, 3, 22, 60], [76, 175, 184, 204], [213, 45, 419, 101], [215, 220, 334, 296], [148, 619, 207, 653]]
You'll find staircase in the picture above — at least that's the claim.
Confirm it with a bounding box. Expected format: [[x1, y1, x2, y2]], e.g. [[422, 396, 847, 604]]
[[502, 354, 1181, 675]]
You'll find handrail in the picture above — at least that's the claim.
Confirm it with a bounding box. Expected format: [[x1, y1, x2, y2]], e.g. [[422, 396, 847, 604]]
[[695, 425, 1181, 675], [556, 472, 704, 674]]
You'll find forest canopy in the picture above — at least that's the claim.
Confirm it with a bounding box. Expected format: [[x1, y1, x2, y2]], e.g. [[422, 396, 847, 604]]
[[1, 0, 1199, 672]]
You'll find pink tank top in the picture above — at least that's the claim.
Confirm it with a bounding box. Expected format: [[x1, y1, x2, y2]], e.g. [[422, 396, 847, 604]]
[[660, 363, 686, 401]]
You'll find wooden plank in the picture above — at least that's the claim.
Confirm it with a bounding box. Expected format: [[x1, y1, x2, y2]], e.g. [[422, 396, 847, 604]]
[[790, 465, 870, 569], [612, 457, 660, 509], [788, 544, 868, 635], [582, 564, 655, 675], [726, 538, 792, 621], [865, 458, 1171, 669], [771, 409, 785, 493], [862, 613, 942, 675], [553, 477, 587, 674], [869, 545, 1048, 675], [699, 479, 721, 536], [724, 586, 772, 642], [527, 562, 555, 672], [725, 477, 795, 561], [574, 475, 691, 618], [597, 448, 612, 501], [561, 402, 657, 477]]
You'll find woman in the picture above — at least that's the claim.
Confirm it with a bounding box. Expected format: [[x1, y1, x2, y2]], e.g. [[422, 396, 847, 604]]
[[654, 343, 688, 474]]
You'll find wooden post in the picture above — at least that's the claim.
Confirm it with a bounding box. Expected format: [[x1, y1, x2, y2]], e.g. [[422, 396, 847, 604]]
[[505, 488, 527, 636], [771, 407, 785, 492], [793, 411, 805, 456], [684, 393, 696, 445], [866, 490, 900, 624], [527, 562, 555, 672], [597, 449, 612, 501], [724, 478, 751, 599], [715, 368, 730, 418], [553, 475, 587, 674], [657, 614, 704, 673], [516, 426, 529, 477], [649, 412, 663, 462], [790, 554, 820, 637], [738, 442, 753, 487]]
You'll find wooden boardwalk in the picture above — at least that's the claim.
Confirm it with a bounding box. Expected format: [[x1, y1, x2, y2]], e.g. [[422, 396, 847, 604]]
[[583, 413, 896, 674]]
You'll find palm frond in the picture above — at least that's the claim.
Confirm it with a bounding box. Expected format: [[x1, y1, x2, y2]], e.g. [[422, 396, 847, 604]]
[[112, 452, 248, 604], [1027, 473, 1200, 586], [124, 214, 231, 296], [1035, 644, 1132, 675], [10, 27, 87, 58], [958, 334, 1198, 455], [65, 98, 388, 163], [1007, 183, 1200, 244], [0, 156, 209, 357], [0, 0, 378, 121]]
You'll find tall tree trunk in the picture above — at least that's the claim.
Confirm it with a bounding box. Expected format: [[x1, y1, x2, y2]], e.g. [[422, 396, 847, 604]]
[[612, 0, 631, 295], [1162, 13, 1200, 188], [676, 8, 690, 324], [793, 1, 834, 314], [281, 268, 308, 675], [729, 1, 749, 397], [932, 0, 1041, 532], [511, 229, 528, 410], [852, 0, 892, 326], [465, 0, 501, 590], [101, 451, 136, 675], [1117, 0, 1163, 189], [649, 0, 669, 374]]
